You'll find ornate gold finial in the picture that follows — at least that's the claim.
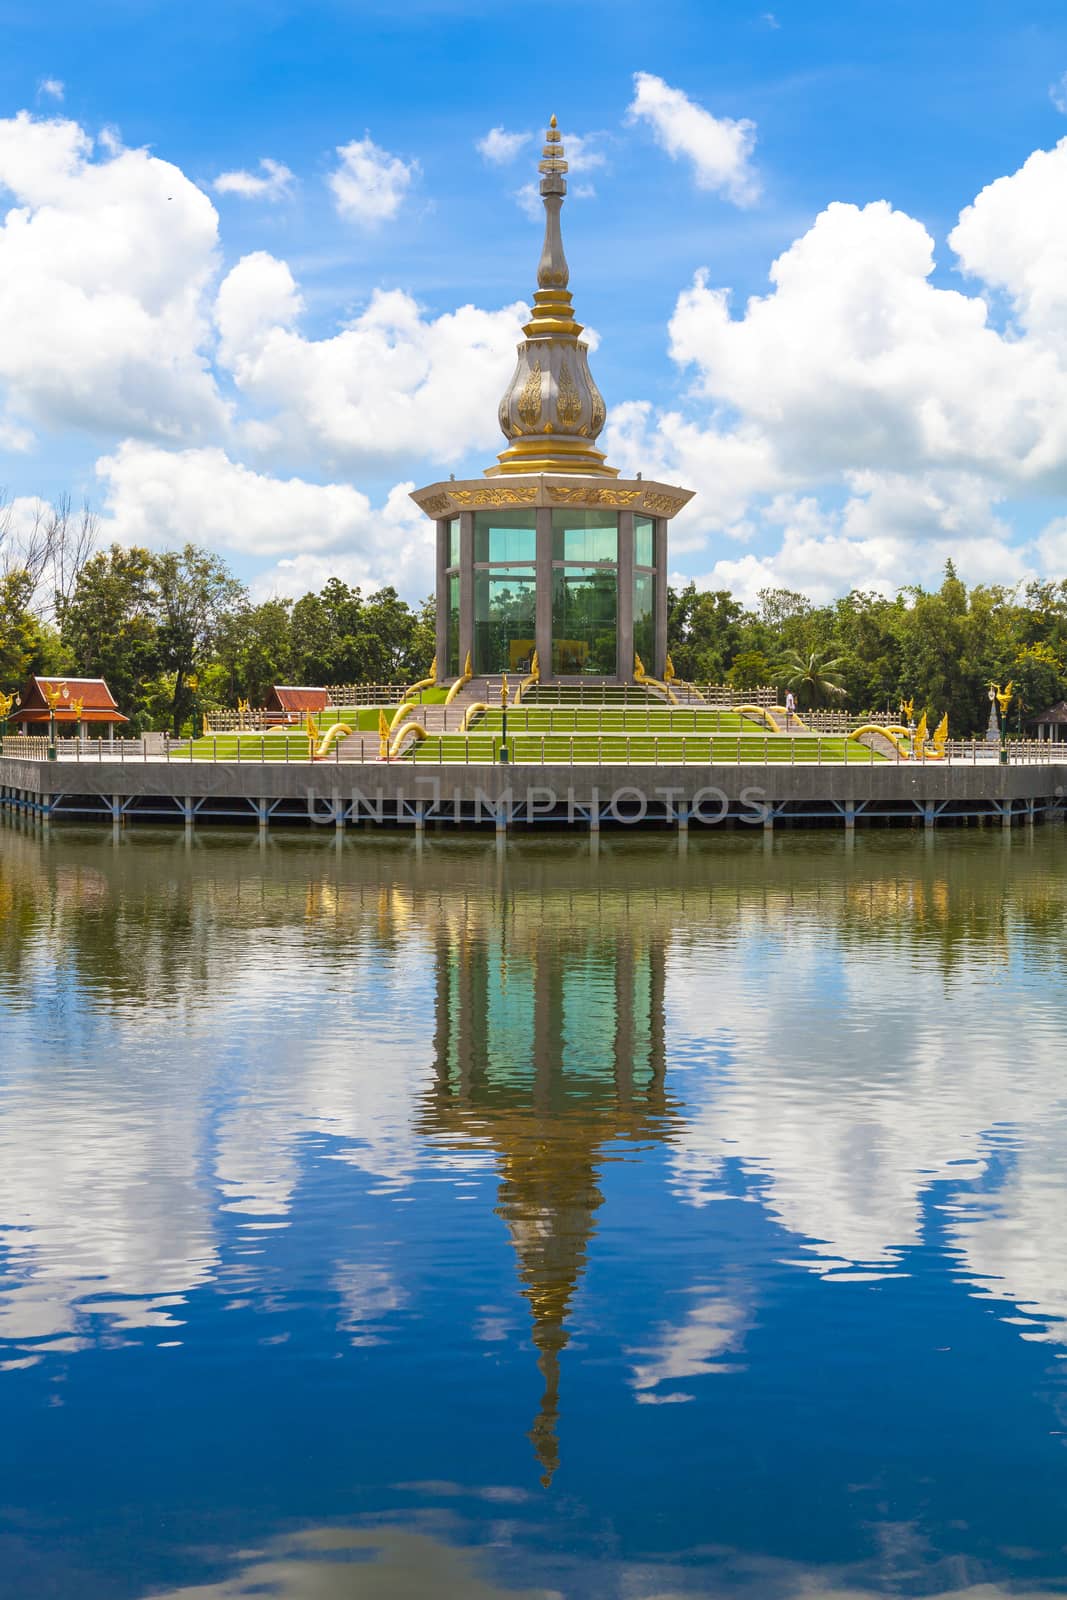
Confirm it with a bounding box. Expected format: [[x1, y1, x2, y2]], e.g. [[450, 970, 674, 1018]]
[[488, 117, 616, 478]]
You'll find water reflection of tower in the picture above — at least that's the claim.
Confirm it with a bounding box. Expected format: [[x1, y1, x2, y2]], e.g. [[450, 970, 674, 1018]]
[[421, 894, 676, 1486]]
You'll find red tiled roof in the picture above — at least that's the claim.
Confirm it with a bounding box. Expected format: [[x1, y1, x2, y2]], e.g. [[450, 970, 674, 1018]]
[[265, 686, 332, 713], [17, 677, 128, 723]]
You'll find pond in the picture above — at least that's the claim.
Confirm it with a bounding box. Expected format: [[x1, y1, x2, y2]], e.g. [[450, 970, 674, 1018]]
[[1, 819, 1066, 1598]]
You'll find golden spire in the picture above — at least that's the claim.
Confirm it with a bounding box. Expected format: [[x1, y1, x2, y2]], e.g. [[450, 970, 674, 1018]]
[[487, 116, 616, 477]]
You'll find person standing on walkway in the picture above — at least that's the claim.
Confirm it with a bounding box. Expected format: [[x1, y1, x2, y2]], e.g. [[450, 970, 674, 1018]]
[[785, 689, 796, 730]]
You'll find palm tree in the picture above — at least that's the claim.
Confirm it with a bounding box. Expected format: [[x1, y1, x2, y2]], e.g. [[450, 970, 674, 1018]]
[[775, 647, 848, 709]]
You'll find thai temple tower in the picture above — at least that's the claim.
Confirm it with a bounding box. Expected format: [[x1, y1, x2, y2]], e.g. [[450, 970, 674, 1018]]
[[411, 117, 694, 685]]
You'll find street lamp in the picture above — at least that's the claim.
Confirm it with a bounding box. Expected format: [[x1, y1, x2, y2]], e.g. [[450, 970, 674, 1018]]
[[499, 673, 510, 764], [996, 681, 1014, 766], [43, 681, 66, 762]]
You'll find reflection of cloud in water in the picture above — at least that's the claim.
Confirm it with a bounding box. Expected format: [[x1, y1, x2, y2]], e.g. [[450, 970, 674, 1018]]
[[0, 1043, 218, 1342], [141, 1525, 558, 1599], [665, 898, 1067, 1346], [0, 916, 436, 1347], [139, 1523, 1067, 1600], [334, 1262, 406, 1345], [629, 1288, 750, 1402]]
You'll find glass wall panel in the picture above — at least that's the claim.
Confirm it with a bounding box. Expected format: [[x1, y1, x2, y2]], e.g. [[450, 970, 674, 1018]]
[[448, 573, 460, 676], [552, 566, 617, 675], [447, 516, 460, 568], [635, 515, 654, 569], [474, 573, 537, 674], [633, 571, 655, 668], [551, 509, 618, 564], [474, 510, 537, 564]]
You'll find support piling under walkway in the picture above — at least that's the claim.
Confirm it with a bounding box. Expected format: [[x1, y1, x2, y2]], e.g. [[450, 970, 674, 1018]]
[[2, 756, 1065, 832]]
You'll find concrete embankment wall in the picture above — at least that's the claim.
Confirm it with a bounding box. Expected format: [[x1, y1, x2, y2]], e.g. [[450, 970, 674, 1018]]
[[2, 757, 1066, 830]]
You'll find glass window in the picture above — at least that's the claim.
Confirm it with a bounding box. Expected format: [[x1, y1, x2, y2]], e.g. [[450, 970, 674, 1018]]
[[551, 509, 618, 564], [635, 515, 654, 569], [474, 509, 537, 564], [448, 574, 460, 676], [634, 571, 655, 668], [447, 516, 460, 568], [552, 566, 617, 676], [474, 573, 536, 674]]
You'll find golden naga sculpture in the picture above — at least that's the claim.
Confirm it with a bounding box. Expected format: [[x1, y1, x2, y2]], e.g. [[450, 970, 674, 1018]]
[[634, 652, 679, 706], [444, 650, 474, 706], [389, 701, 419, 735], [378, 709, 391, 760], [738, 703, 781, 734], [403, 655, 438, 700], [458, 702, 490, 733], [389, 721, 429, 759], [314, 723, 353, 759], [933, 712, 949, 750]]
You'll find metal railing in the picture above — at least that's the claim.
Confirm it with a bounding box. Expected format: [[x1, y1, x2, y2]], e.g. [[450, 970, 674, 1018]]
[[1, 732, 1063, 768]]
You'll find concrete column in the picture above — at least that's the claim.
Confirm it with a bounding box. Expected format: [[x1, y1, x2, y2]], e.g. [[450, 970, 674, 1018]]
[[458, 511, 475, 674], [435, 518, 450, 675], [535, 506, 553, 679], [617, 510, 634, 682], [654, 519, 669, 679]]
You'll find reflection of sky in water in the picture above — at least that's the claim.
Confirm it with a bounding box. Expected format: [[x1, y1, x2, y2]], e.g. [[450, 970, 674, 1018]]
[[1, 824, 1067, 1597]]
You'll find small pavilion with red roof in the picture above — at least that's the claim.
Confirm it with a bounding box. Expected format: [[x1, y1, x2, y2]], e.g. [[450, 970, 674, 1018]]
[[14, 676, 129, 734]]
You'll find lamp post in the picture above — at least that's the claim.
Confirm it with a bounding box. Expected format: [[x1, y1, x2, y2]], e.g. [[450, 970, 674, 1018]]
[[996, 682, 1014, 766], [499, 673, 510, 764], [43, 682, 66, 762]]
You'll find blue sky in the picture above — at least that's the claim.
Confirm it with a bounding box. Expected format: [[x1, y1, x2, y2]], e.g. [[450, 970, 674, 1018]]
[[3, 0, 1067, 604]]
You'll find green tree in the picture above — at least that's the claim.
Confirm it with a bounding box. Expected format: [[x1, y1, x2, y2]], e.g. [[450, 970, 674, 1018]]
[[775, 646, 848, 708], [0, 570, 48, 689], [152, 545, 244, 734], [59, 545, 159, 725], [212, 599, 293, 706], [667, 584, 745, 681]]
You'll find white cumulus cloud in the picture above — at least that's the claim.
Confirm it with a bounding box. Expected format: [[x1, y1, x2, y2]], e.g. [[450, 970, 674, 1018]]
[[627, 71, 759, 206], [37, 78, 64, 102], [327, 135, 417, 225], [213, 157, 294, 201], [94, 441, 433, 599], [0, 109, 225, 445], [476, 127, 530, 165], [215, 250, 526, 467], [616, 143, 1067, 591]]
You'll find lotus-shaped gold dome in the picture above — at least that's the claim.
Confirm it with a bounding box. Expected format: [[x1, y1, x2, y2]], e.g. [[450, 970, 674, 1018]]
[[487, 117, 617, 478]]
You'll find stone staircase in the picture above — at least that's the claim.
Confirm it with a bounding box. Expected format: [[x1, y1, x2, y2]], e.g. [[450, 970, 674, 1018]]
[[339, 679, 498, 759]]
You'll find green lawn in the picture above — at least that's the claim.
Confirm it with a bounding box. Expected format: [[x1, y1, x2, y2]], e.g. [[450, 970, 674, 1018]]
[[465, 708, 766, 734], [410, 734, 883, 764], [169, 711, 391, 761]]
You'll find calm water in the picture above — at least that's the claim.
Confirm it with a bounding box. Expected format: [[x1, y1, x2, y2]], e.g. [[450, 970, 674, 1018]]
[[1, 819, 1067, 1599]]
